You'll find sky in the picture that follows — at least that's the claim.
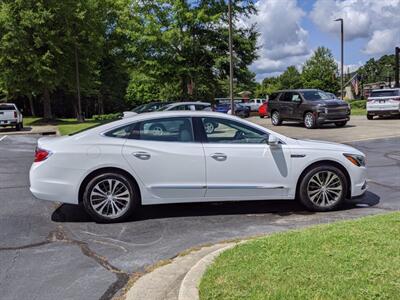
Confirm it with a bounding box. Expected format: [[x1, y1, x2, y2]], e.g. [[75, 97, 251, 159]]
[[243, 0, 400, 81]]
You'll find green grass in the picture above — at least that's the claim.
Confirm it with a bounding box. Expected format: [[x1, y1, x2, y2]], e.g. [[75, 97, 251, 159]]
[[200, 212, 400, 300], [351, 108, 366, 115], [23, 117, 111, 135]]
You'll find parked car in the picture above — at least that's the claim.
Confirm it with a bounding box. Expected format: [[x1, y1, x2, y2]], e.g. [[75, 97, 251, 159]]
[[0, 103, 23, 131], [157, 101, 212, 112], [242, 99, 265, 111], [30, 111, 367, 222], [123, 101, 172, 118], [268, 89, 351, 129], [366, 88, 400, 120], [258, 101, 269, 118], [215, 103, 250, 118]]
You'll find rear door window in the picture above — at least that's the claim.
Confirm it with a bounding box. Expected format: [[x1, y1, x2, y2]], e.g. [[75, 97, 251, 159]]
[[280, 92, 293, 102]]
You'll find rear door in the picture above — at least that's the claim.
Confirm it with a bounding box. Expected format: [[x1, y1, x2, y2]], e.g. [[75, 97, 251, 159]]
[[279, 92, 293, 118], [122, 116, 206, 203]]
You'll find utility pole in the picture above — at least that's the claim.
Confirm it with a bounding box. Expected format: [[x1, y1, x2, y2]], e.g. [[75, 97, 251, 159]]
[[335, 18, 344, 100], [395, 47, 399, 88], [228, 0, 235, 115]]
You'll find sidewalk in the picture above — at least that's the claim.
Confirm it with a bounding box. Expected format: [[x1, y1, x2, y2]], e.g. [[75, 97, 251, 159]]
[[0, 125, 58, 136], [125, 243, 237, 300]]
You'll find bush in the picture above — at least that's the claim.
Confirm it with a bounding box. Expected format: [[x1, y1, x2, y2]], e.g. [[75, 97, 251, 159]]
[[348, 99, 366, 109], [92, 113, 122, 121]]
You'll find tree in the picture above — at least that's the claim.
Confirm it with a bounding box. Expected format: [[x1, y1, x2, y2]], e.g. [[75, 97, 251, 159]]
[[302, 47, 339, 93], [120, 0, 258, 104], [279, 66, 302, 89]]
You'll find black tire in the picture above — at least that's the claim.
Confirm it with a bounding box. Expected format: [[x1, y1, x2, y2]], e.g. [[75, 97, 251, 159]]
[[259, 115, 265, 118], [271, 111, 282, 126], [367, 114, 373, 120], [20, 122, 23, 129], [16, 123, 21, 131], [298, 165, 347, 212], [304, 112, 317, 129], [82, 172, 139, 223], [149, 123, 165, 135], [334, 121, 347, 127]]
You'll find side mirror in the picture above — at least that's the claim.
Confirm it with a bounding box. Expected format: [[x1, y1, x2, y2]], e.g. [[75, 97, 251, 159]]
[[268, 135, 279, 146], [292, 97, 301, 103]]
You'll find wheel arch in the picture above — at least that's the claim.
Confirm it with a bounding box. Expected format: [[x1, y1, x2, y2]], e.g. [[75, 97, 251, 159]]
[[78, 167, 142, 204], [295, 160, 351, 199]]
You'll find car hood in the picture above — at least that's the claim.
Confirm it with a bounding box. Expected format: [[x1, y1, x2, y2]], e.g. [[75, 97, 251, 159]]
[[311, 100, 348, 107], [292, 139, 364, 155]]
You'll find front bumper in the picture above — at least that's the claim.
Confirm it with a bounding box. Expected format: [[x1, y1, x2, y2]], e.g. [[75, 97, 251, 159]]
[[317, 113, 350, 124]]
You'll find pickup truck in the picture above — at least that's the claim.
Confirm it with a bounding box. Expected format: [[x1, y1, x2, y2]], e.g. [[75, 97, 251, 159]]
[[0, 103, 24, 131]]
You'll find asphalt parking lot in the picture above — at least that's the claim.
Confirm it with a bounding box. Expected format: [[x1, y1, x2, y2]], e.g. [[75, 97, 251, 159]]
[[0, 120, 399, 300]]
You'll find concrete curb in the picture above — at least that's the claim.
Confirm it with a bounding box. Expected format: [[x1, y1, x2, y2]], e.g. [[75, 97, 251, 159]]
[[125, 242, 237, 300], [178, 243, 236, 300]]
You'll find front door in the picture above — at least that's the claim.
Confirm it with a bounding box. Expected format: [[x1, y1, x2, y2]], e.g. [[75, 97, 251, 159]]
[[197, 117, 292, 200], [122, 116, 206, 203]]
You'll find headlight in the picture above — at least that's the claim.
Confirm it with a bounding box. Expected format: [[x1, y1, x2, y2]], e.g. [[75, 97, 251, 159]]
[[317, 107, 328, 114], [343, 153, 366, 167]]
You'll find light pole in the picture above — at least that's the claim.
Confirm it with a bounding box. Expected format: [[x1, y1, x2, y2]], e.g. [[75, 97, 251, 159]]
[[228, 0, 235, 115], [335, 18, 344, 100]]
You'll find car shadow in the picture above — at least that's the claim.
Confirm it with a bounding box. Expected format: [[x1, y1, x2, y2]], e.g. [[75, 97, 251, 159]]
[[281, 122, 356, 129], [51, 191, 380, 223]]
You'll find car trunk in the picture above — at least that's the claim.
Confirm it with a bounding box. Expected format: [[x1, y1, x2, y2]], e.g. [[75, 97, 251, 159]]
[[0, 107, 17, 124]]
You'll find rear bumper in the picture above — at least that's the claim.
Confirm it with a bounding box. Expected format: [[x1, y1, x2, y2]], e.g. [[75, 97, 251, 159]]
[[0, 120, 17, 126], [367, 109, 400, 115]]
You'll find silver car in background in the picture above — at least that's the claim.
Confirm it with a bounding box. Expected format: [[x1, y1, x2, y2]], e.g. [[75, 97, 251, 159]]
[[367, 89, 400, 120]]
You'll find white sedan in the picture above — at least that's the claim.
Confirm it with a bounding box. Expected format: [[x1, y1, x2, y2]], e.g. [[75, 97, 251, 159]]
[[30, 111, 367, 222]]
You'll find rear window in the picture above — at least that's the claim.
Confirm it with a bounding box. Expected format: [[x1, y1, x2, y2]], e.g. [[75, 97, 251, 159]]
[[0, 104, 15, 110], [370, 90, 399, 97]]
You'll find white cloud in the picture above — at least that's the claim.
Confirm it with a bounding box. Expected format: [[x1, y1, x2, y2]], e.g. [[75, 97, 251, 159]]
[[241, 0, 311, 80], [310, 0, 400, 55]]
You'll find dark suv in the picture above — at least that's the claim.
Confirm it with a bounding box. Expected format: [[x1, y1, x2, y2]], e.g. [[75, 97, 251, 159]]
[[267, 89, 350, 129]]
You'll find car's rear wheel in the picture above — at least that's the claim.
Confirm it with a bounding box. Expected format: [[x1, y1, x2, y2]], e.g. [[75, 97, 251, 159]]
[[204, 121, 215, 134], [298, 165, 347, 211], [334, 121, 347, 127], [367, 114, 374, 120], [149, 124, 165, 136], [271, 111, 282, 126], [304, 112, 317, 129], [83, 172, 138, 222], [16, 123, 21, 131]]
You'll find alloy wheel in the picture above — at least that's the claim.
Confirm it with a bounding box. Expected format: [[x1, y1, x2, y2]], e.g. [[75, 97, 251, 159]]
[[90, 179, 131, 219], [307, 171, 343, 207], [304, 113, 314, 128]]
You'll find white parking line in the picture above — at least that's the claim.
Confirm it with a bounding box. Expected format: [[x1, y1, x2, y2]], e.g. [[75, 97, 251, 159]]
[[0, 135, 7, 142]]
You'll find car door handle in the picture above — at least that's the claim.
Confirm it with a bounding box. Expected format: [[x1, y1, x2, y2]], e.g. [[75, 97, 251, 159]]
[[132, 151, 151, 160], [211, 153, 227, 161]]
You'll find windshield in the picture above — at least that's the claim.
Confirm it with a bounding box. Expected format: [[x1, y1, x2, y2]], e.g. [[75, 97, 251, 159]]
[[370, 90, 399, 97], [301, 90, 331, 101], [132, 104, 147, 113], [0, 104, 15, 110]]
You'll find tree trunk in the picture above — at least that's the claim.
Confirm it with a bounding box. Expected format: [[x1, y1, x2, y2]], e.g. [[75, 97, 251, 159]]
[[28, 94, 35, 116], [98, 94, 104, 115], [43, 88, 52, 120], [75, 44, 83, 122]]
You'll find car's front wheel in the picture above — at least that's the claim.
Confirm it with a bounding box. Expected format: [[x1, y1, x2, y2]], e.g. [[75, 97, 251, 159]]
[[304, 112, 317, 129], [82, 172, 138, 222], [298, 165, 347, 211], [367, 114, 374, 120]]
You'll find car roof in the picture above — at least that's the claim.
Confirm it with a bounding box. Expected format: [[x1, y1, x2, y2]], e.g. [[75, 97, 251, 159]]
[[371, 88, 400, 92], [167, 101, 210, 105], [276, 89, 321, 92]]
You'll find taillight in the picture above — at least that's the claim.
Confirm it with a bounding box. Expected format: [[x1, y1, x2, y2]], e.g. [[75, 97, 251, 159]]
[[34, 148, 51, 162], [14, 111, 17, 118]]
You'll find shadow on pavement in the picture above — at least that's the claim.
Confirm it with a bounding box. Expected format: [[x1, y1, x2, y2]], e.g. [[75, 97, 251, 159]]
[[51, 191, 380, 223], [0, 126, 32, 133]]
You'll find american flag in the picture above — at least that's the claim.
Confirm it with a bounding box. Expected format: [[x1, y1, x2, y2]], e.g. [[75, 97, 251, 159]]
[[351, 74, 359, 96]]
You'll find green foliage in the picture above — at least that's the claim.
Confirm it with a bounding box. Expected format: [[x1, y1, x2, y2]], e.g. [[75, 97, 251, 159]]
[[348, 99, 366, 109], [92, 113, 122, 121], [279, 66, 302, 89], [358, 55, 396, 83], [302, 47, 339, 93]]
